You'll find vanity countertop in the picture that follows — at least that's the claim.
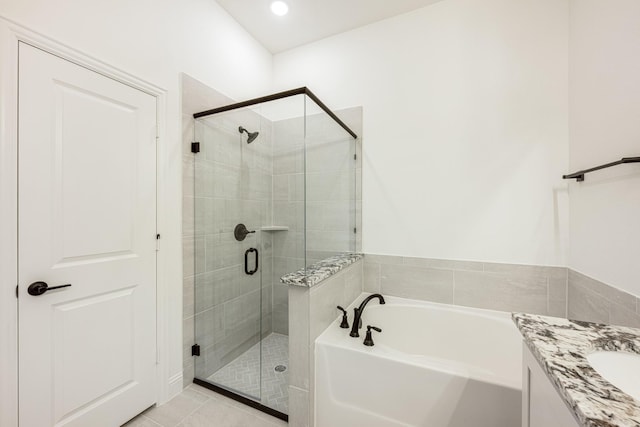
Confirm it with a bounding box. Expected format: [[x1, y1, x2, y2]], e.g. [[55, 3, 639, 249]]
[[280, 253, 363, 287], [513, 313, 640, 427]]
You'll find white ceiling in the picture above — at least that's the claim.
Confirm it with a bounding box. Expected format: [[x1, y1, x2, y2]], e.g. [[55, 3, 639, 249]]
[[216, 0, 445, 53]]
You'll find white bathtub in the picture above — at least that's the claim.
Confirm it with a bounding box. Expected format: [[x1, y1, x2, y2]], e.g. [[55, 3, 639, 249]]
[[315, 294, 522, 427]]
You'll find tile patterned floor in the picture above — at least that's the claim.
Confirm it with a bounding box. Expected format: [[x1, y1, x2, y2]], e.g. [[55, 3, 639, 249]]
[[207, 333, 289, 414], [122, 384, 287, 427]]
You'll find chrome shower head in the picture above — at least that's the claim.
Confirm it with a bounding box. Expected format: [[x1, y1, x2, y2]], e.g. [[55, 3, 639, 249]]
[[238, 126, 259, 144]]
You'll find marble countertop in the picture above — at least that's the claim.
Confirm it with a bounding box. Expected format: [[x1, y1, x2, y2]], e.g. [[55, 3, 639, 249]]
[[280, 253, 363, 287], [513, 313, 640, 427]]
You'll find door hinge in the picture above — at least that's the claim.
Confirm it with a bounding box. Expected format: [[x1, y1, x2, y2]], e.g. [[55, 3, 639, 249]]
[[192, 344, 200, 357], [191, 142, 200, 153], [354, 227, 357, 234], [15, 285, 18, 298], [354, 153, 357, 160]]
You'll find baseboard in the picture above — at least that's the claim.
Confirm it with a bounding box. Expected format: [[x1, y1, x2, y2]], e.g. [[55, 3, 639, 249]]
[[167, 372, 183, 401]]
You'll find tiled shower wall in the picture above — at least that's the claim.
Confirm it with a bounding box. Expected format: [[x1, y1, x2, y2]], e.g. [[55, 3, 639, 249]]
[[364, 254, 640, 328], [271, 117, 304, 335], [271, 107, 363, 335], [305, 109, 360, 261]]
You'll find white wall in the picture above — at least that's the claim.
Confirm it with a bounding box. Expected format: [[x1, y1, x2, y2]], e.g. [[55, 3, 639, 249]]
[[0, 0, 272, 99], [0, 0, 273, 409], [274, 0, 570, 266], [568, 0, 640, 296]]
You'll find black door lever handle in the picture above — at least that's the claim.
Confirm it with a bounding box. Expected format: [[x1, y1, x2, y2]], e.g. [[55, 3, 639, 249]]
[[27, 281, 72, 296]]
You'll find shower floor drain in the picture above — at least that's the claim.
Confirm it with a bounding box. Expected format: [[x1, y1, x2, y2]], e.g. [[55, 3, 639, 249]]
[[274, 365, 287, 373]]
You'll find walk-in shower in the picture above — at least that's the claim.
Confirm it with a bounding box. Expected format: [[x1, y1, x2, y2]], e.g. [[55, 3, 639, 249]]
[[190, 87, 358, 420]]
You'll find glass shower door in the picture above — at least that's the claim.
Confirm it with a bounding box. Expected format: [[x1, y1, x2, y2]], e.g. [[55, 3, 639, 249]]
[[192, 114, 265, 402], [187, 84, 361, 422]]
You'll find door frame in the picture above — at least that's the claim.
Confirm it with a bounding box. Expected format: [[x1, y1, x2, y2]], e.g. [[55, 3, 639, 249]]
[[0, 17, 170, 427]]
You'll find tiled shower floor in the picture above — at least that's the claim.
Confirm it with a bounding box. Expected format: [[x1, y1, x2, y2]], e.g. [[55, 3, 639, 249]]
[[207, 333, 289, 414]]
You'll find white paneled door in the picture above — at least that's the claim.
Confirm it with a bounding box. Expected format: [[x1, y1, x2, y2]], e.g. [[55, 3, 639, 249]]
[[18, 43, 157, 427]]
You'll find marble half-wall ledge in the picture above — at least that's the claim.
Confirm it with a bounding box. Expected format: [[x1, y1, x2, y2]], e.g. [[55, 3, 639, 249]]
[[281, 253, 364, 287]]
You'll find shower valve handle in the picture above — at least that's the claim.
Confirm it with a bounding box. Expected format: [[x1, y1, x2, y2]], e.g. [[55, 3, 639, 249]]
[[234, 223, 255, 242]]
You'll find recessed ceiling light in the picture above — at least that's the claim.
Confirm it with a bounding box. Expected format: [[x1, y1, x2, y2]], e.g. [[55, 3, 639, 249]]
[[270, 1, 289, 16]]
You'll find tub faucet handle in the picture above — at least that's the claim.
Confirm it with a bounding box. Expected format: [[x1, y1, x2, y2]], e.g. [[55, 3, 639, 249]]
[[336, 306, 350, 329], [363, 325, 382, 347]]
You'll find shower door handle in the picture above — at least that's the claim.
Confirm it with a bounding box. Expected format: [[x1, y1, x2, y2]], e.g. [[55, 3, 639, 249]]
[[245, 248, 258, 275]]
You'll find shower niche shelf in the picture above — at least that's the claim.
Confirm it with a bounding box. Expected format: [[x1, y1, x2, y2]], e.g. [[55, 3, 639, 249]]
[[260, 226, 289, 232]]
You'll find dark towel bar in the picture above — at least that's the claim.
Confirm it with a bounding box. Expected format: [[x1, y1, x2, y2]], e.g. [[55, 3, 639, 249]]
[[563, 157, 640, 181]]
